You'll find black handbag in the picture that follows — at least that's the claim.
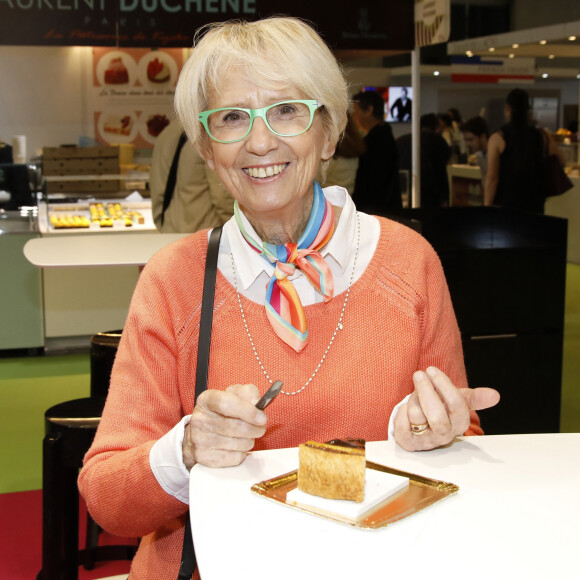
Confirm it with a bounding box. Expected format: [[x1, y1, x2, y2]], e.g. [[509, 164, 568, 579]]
[[544, 154, 573, 198], [177, 225, 222, 580], [542, 131, 573, 198]]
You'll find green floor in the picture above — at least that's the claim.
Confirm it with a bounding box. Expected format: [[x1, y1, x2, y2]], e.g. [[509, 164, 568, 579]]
[[0, 353, 91, 493], [1, 264, 579, 494], [561, 263, 580, 433]]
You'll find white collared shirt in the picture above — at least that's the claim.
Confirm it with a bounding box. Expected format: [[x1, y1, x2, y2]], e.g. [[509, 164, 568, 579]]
[[219, 186, 378, 303]]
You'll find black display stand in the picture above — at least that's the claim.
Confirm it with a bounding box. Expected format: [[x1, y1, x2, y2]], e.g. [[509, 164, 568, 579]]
[[382, 207, 568, 435]]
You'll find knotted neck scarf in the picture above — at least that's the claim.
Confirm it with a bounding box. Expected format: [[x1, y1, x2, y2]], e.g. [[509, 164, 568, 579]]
[[234, 181, 335, 353]]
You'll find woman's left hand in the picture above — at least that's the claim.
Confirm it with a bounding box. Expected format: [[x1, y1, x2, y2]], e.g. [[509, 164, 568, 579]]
[[394, 366, 500, 451]]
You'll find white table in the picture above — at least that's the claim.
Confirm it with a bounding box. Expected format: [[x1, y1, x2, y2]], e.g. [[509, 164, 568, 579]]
[[189, 434, 580, 580], [23, 232, 188, 267]]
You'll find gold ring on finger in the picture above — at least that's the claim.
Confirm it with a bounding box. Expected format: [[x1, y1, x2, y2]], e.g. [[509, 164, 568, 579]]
[[410, 422, 429, 435]]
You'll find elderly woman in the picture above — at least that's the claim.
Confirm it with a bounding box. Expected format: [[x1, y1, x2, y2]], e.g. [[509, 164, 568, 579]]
[[79, 17, 499, 579]]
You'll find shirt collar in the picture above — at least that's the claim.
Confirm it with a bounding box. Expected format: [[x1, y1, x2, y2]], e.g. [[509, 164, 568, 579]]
[[227, 185, 356, 291]]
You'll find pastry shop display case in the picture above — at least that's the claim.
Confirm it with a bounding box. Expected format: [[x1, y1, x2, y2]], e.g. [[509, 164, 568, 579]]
[[33, 145, 155, 343], [38, 143, 154, 235], [38, 198, 155, 234], [36, 195, 155, 340]]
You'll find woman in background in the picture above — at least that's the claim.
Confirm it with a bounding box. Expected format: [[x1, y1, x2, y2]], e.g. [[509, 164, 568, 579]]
[[485, 88, 563, 213]]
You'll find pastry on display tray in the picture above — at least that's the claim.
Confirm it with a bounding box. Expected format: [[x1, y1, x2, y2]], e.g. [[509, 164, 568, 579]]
[[50, 214, 90, 229], [48, 203, 145, 229], [90, 202, 145, 227], [252, 447, 457, 530]]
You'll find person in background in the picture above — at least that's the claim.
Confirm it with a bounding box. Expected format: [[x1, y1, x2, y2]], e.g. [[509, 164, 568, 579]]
[[447, 107, 467, 162], [461, 115, 489, 185], [351, 89, 402, 213], [0, 140, 13, 164], [318, 112, 366, 196], [438, 113, 454, 147], [484, 88, 564, 214], [390, 87, 412, 122], [79, 18, 499, 578], [149, 119, 234, 233], [448, 108, 462, 129], [397, 113, 452, 209]]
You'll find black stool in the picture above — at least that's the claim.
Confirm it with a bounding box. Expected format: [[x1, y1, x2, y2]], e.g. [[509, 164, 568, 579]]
[[85, 329, 125, 568], [37, 397, 137, 580], [38, 329, 136, 579], [90, 330, 122, 398]]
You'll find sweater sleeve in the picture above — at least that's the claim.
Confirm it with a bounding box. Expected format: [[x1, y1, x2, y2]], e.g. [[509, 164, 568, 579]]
[[78, 237, 203, 537]]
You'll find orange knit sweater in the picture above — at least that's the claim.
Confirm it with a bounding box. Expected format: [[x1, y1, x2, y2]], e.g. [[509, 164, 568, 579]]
[[79, 217, 480, 579]]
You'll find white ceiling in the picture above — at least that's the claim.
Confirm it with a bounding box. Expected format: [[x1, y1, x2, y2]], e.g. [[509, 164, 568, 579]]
[[447, 19, 580, 77]]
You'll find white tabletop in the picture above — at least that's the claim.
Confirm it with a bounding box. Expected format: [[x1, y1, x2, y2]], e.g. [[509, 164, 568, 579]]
[[189, 434, 580, 580], [23, 232, 188, 267]]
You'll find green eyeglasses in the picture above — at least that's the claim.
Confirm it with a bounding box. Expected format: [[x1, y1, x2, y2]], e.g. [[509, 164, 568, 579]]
[[198, 99, 322, 144]]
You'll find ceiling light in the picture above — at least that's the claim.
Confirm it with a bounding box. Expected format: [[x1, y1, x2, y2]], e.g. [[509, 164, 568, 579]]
[[569, 36, 577, 41], [548, 54, 556, 59], [488, 47, 495, 52], [577, 73, 580, 79], [466, 50, 474, 57], [509, 54, 515, 59], [512, 43, 519, 49], [539, 40, 547, 45], [542, 73, 549, 78], [433, 70, 440, 76]]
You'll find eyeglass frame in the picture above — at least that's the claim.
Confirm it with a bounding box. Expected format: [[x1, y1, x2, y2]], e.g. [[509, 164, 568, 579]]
[[198, 99, 323, 144]]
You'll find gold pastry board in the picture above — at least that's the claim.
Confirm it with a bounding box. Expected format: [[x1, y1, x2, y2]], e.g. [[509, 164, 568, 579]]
[[251, 460, 459, 530]]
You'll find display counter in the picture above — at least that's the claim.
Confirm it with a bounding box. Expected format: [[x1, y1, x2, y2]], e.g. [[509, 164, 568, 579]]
[[448, 164, 483, 207], [25, 227, 188, 343], [0, 210, 44, 350], [26, 195, 185, 343], [448, 164, 580, 264]]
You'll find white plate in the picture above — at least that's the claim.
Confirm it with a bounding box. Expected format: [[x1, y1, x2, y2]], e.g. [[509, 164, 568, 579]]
[[286, 468, 409, 519]]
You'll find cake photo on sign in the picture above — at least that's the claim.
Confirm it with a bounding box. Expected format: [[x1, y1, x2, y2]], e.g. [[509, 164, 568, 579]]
[[147, 57, 171, 83], [146, 114, 170, 137], [104, 57, 129, 84], [103, 115, 133, 137]]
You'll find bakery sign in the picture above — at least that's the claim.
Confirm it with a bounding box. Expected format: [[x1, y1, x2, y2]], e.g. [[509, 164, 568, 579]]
[[91, 47, 184, 148], [0, 0, 413, 49]]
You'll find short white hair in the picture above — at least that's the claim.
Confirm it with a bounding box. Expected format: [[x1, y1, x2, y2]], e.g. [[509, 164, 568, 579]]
[[174, 17, 349, 155]]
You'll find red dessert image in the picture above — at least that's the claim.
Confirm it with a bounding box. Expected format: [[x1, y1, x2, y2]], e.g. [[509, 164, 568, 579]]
[[104, 57, 129, 85], [147, 57, 170, 83], [146, 114, 170, 137]]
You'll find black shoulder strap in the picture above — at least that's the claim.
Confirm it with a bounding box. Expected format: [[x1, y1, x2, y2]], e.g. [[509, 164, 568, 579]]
[[195, 226, 222, 402], [177, 225, 222, 580], [161, 131, 188, 226]]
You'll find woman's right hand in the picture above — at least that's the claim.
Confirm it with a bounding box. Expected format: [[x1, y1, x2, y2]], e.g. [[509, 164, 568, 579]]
[[182, 384, 267, 470]]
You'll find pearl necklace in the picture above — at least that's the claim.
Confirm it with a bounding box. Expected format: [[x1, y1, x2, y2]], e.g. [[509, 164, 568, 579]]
[[231, 213, 360, 396]]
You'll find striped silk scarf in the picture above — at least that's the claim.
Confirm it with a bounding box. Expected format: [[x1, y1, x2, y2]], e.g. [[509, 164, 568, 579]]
[[234, 181, 335, 352]]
